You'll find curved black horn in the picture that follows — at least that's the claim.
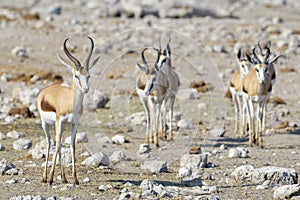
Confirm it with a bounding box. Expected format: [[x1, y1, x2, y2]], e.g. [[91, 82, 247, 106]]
[[84, 36, 94, 68], [141, 48, 149, 66], [270, 55, 284, 65], [158, 35, 162, 51], [252, 46, 261, 64], [63, 38, 81, 68], [258, 42, 264, 56], [264, 47, 271, 64]]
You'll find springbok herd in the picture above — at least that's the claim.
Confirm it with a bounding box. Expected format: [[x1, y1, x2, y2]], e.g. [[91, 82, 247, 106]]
[[37, 36, 282, 185]]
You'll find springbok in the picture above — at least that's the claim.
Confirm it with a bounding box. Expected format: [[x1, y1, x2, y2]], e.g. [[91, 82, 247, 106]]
[[37, 37, 100, 185], [255, 41, 277, 133], [229, 47, 252, 137], [136, 48, 168, 147], [242, 47, 281, 148], [154, 36, 180, 141]]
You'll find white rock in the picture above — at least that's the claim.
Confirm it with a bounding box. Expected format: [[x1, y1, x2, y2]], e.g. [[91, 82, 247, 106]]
[[180, 154, 208, 169], [273, 184, 300, 199], [177, 88, 199, 101], [137, 143, 150, 154], [232, 165, 298, 185], [177, 119, 194, 129], [13, 139, 32, 150], [228, 147, 249, 158], [81, 152, 110, 167], [177, 167, 192, 179], [84, 90, 109, 110], [6, 130, 24, 139], [0, 144, 5, 151], [111, 134, 126, 144], [64, 132, 88, 144], [109, 150, 127, 163], [0, 158, 18, 175], [141, 160, 168, 173], [12, 46, 28, 58]]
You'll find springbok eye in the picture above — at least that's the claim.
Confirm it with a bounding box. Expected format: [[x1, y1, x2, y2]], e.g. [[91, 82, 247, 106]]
[[264, 68, 268, 73], [255, 68, 259, 72]]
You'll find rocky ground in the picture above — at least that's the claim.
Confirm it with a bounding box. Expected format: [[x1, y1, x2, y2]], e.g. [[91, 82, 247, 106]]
[[0, 0, 300, 199]]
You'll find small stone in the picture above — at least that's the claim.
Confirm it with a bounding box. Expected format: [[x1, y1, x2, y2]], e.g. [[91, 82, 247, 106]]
[[111, 134, 126, 144], [81, 152, 110, 167], [228, 147, 249, 158], [6, 179, 17, 184], [141, 160, 168, 173], [220, 144, 227, 150], [6, 131, 24, 139], [12, 46, 28, 58], [64, 132, 88, 144], [273, 184, 300, 199], [110, 150, 127, 163], [180, 154, 208, 169], [189, 146, 201, 154], [98, 185, 107, 191], [137, 144, 150, 154], [13, 139, 32, 150], [177, 119, 194, 129], [83, 177, 90, 183], [0, 144, 5, 151]]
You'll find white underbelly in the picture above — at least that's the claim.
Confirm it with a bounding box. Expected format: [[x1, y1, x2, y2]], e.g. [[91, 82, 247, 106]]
[[40, 110, 76, 124], [250, 95, 266, 103]]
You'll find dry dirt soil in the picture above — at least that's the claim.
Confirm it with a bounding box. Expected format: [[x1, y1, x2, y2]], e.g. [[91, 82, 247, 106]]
[[0, 1, 300, 199]]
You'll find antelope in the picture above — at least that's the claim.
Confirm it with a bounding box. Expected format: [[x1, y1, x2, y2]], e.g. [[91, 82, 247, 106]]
[[255, 41, 277, 133], [136, 48, 168, 147], [229, 47, 252, 137], [242, 47, 281, 148], [37, 37, 100, 185], [153, 36, 180, 141]]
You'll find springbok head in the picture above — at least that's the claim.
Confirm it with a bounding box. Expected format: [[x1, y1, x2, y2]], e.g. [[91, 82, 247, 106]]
[[237, 47, 252, 76], [57, 37, 100, 94], [136, 48, 160, 96], [248, 46, 282, 84], [153, 35, 172, 69]]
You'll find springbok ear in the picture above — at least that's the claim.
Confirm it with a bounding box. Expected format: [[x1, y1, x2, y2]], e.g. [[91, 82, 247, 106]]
[[237, 47, 242, 60], [246, 53, 253, 64], [57, 54, 75, 72], [89, 56, 100, 70]]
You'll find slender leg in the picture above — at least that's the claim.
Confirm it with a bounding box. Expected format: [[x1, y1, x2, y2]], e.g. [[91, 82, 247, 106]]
[[262, 95, 269, 134], [168, 95, 175, 141], [71, 124, 79, 185], [241, 97, 247, 137], [49, 118, 62, 184], [154, 104, 161, 147], [160, 100, 167, 140], [42, 121, 50, 183], [243, 96, 253, 146], [149, 99, 154, 143], [143, 98, 150, 145], [231, 91, 239, 135], [258, 101, 264, 148], [59, 125, 67, 183], [255, 103, 260, 145], [249, 100, 256, 145]]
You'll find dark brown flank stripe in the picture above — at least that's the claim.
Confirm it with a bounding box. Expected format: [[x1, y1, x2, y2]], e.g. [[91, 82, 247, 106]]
[[41, 98, 56, 112]]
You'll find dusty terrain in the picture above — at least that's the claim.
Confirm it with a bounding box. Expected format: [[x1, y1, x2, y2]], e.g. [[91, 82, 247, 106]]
[[0, 0, 300, 199]]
